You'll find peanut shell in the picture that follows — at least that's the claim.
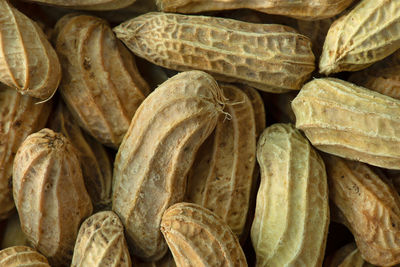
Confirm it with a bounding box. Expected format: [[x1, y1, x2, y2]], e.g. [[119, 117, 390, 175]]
[[0, 246, 50, 267], [22, 0, 137, 10]]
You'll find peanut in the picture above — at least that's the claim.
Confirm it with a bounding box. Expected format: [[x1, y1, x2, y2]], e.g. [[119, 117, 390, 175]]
[[113, 12, 315, 93], [13, 128, 93, 266], [252, 123, 329, 267], [161, 202, 247, 267], [112, 71, 225, 261], [0, 246, 50, 267]]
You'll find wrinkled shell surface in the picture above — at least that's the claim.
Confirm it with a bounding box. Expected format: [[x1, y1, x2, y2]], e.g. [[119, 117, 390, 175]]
[[292, 78, 400, 170], [0, 0, 61, 99], [0, 246, 50, 267], [55, 14, 149, 148], [114, 12, 315, 93], [161, 202, 247, 267], [13, 128, 93, 266], [252, 123, 329, 267], [112, 71, 224, 261]]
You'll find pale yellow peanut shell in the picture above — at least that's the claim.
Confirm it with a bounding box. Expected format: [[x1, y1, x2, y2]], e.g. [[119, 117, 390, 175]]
[[319, 0, 400, 74], [112, 71, 225, 261], [114, 12, 315, 93], [186, 83, 257, 238], [48, 101, 112, 211], [55, 14, 149, 148], [0, 85, 52, 220], [0, 246, 50, 267], [325, 155, 400, 266], [71, 211, 131, 267], [156, 0, 355, 20], [0, 0, 61, 100], [292, 78, 400, 170], [252, 123, 329, 267], [13, 128, 93, 266], [161, 202, 247, 267]]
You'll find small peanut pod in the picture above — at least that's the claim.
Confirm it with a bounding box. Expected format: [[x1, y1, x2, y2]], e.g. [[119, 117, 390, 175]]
[[251, 123, 329, 267], [156, 0, 355, 20], [292, 78, 400, 170], [13, 128, 93, 266], [161, 202, 247, 267], [186, 84, 257, 238], [319, 0, 400, 74], [21, 0, 137, 10], [0, 246, 50, 267], [71, 211, 131, 267], [325, 155, 400, 266], [0, 0, 61, 99], [48, 101, 112, 211], [55, 14, 149, 148], [0, 86, 52, 220], [114, 12, 315, 93], [112, 71, 225, 261]]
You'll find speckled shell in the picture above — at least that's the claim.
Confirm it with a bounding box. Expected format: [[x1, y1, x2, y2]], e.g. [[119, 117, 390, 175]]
[[113, 12, 315, 93], [71, 211, 131, 267], [1, 213, 29, 249], [292, 78, 400, 169], [0, 0, 61, 99], [325, 155, 400, 266], [251, 123, 329, 267], [21, 0, 137, 10], [156, 0, 355, 20], [186, 84, 257, 237], [112, 71, 225, 261], [319, 0, 400, 74], [48, 101, 112, 211], [0, 86, 52, 220], [0, 246, 50, 267], [13, 128, 93, 266], [161, 202, 247, 267], [55, 14, 149, 148]]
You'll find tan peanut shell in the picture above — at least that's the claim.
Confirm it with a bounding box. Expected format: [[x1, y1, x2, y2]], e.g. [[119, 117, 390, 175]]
[[0, 246, 50, 267], [186, 84, 257, 237], [22, 0, 137, 10], [339, 249, 375, 267], [292, 78, 400, 170], [13, 128, 93, 266], [113, 12, 315, 93], [240, 85, 265, 137], [251, 123, 329, 267], [112, 71, 225, 261], [349, 65, 400, 100], [325, 155, 400, 266], [319, 0, 400, 74], [0, 86, 52, 219], [48, 101, 112, 211], [71, 211, 131, 267], [156, 0, 355, 20], [1, 213, 29, 249], [55, 14, 149, 148], [0, 0, 61, 100], [161, 202, 247, 267]]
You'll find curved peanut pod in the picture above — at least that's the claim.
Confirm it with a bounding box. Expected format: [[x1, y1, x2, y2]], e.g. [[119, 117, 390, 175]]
[[21, 0, 136, 10], [292, 78, 400, 170], [156, 0, 355, 20], [0, 0, 61, 99], [13, 129, 93, 266], [251, 123, 329, 267], [325, 155, 400, 266], [186, 84, 256, 237], [114, 12, 315, 93], [0, 246, 50, 267], [0, 86, 52, 220], [319, 0, 400, 74], [112, 71, 225, 261], [161, 202, 247, 267], [55, 14, 149, 148], [71, 211, 131, 267], [48, 101, 112, 211]]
